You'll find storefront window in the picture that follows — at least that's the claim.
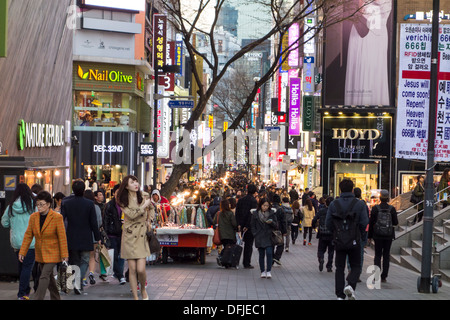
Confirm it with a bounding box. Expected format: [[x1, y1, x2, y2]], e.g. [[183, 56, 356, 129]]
[[334, 161, 379, 201], [24, 170, 56, 194], [83, 165, 128, 199], [399, 172, 442, 194], [73, 91, 137, 132]]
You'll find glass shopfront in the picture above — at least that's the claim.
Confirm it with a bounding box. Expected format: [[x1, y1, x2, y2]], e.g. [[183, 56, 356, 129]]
[[322, 114, 393, 198], [73, 91, 138, 131]]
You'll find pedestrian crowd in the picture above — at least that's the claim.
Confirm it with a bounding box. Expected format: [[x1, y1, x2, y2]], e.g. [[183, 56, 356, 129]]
[[1, 172, 401, 300]]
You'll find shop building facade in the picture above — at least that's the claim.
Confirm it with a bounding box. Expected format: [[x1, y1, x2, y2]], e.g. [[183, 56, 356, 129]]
[[71, 2, 152, 194], [0, 0, 73, 276]]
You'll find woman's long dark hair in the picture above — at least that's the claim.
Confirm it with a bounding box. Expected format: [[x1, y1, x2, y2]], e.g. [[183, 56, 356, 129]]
[[8, 183, 34, 217], [117, 175, 143, 208], [305, 198, 313, 211], [257, 197, 271, 212]]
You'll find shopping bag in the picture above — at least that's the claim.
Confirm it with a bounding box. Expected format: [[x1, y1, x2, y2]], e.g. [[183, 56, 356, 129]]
[[99, 244, 112, 268]]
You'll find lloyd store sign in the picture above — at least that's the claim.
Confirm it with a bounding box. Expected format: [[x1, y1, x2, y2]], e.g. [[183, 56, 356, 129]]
[[17, 119, 65, 150]]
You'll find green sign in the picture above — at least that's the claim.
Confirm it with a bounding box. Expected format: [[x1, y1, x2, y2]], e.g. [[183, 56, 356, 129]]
[[303, 95, 315, 131], [0, 0, 8, 57]]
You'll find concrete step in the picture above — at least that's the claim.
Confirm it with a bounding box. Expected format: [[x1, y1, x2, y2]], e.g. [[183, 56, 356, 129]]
[[439, 269, 450, 282], [400, 255, 422, 273], [412, 240, 423, 249]]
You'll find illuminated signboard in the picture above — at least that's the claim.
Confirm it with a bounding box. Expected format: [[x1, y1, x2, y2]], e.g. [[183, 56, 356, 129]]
[[83, 0, 145, 12]]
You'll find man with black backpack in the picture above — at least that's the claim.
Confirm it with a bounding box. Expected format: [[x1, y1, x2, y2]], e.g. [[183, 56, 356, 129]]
[[326, 179, 369, 300], [368, 189, 398, 283], [312, 196, 334, 272]]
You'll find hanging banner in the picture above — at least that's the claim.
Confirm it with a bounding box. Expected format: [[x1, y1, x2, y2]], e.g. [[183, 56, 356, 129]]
[[395, 23, 450, 161], [289, 78, 301, 136], [153, 14, 167, 74]]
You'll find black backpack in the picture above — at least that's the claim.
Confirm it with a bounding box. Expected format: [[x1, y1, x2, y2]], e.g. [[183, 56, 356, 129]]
[[374, 205, 393, 237], [331, 198, 360, 251]]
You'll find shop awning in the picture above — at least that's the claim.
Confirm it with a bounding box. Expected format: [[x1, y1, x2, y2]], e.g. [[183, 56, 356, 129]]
[[0, 157, 68, 170]]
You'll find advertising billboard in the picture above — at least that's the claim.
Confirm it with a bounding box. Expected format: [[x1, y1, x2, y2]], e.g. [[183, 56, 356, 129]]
[[396, 23, 450, 162], [323, 0, 394, 106], [83, 0, 145, 12]]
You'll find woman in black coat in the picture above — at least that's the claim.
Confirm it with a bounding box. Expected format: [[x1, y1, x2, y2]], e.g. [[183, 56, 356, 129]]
[[250, 198, 278, 279]]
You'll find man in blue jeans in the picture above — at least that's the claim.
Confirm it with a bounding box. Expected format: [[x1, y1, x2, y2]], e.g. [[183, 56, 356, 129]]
[[326, 179, 369, 300]]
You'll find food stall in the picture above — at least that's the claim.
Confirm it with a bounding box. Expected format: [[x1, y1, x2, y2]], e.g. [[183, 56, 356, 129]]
[[155, 198, 213, 265]]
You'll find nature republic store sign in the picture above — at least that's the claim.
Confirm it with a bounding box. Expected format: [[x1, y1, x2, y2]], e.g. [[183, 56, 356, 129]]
[[17, 119, 65, 150]]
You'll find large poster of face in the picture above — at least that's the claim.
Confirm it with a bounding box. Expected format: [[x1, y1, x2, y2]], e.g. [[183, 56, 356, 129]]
[[324, 0, 394, 107]]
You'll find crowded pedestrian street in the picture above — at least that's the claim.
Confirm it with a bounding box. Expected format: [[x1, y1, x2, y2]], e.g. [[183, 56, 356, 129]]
[[2, 0, 450, 311]]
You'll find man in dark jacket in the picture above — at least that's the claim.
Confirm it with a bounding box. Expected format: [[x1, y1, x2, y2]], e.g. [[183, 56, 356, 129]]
[[368, 189, 398, 283], [325, 179, 369, 300], [272, 194, 287, 265], [102, 184, 125, 284], [289, 185, 299, 204], [206, 197, 221, 228], [235, 184, 258, 269], [61, 180, 101, 294], [312, 197, 334, 272]]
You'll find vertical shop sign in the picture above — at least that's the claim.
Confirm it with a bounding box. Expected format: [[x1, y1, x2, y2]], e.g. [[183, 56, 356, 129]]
[[303, 95, 315, 131], [289, 78, 301, 136], [303, 56, 315, 93], [288, 23, 300, 68], [153, 14, 166, 73], [176, 33, 183, 76], [396, 23, 450, 161], [0, 0, 7, 57]]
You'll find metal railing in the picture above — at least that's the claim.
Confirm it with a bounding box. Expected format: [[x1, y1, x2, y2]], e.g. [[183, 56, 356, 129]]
[[400, 185, 450, 232]]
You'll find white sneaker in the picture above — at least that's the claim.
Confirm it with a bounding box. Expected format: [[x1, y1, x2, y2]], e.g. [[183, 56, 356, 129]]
[[344, 285, 356, 300], [260, 271, 267, 278], [266, 271, 272, 278]]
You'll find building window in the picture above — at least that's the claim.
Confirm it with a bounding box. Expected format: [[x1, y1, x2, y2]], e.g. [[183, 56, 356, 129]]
[[73, 91, 137, 131]]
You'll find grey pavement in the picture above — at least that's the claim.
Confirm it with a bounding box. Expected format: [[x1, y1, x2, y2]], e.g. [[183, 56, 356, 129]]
[[1, 237, 450, 301]]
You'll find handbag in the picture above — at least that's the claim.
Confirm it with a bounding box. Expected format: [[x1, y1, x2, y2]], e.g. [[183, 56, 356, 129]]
[[410, 192, 421, 204], [146, 230, 161, 254], [271, 230, 284, 246], [213, 211, 222, 246]]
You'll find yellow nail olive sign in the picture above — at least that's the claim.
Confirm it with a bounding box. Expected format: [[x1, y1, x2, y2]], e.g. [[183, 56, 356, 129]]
[[77, 65, 133, 84]]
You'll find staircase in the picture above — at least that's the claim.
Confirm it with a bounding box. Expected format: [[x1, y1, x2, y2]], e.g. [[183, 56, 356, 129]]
[[390, 199, 450, 282]]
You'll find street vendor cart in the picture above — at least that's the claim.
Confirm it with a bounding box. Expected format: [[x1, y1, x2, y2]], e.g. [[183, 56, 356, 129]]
[[156, 227, 214, 264]]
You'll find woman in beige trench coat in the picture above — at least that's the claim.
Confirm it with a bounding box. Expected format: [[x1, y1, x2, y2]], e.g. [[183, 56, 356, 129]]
[[117, 175, 154, 300]]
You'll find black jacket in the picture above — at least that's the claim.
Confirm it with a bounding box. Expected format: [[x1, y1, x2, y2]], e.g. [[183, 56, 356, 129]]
[[368, 203, 398, 240], [312, 207, 333, 240], [235, 194, 258, 230], [206, 197, 220, 228], [61, 195, 101, 251], [103, 198, 122, 237], [272, 203, 287, 235]]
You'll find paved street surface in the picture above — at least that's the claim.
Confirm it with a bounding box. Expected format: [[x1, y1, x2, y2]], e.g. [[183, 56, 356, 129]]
[[1, 237, 449, 303]]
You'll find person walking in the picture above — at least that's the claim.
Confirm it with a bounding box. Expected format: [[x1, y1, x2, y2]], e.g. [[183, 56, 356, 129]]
[[251, 198, 278, 279], [272, 194, 287, 265], [19, 191, 69, 300], [102, 184, 126, 284], [282, 197, 293, 252], [61, 180, 101, 294], [53, 192, 65, 213], [291, 200, 302, 244], [302, 198, 315, 246], [214, 199, 238, 267], [368, 189, 398, 283], [312, 197, 334, 272], [353, 187, 369, 282], [235, 184, 258, 269], [413, 175, 425, 223], [326, 179, 369, 300], [117, 175, 154, 300], [289, 185, 299, 204], [83, 189, 103, 286], [1, 183, 36, 300]]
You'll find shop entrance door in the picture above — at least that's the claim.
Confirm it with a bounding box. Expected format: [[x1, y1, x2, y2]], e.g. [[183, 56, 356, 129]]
[[333, 161, 380, 200]]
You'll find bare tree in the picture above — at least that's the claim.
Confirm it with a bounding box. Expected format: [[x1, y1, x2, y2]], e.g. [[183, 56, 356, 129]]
[[158, 0, 374, 197]]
